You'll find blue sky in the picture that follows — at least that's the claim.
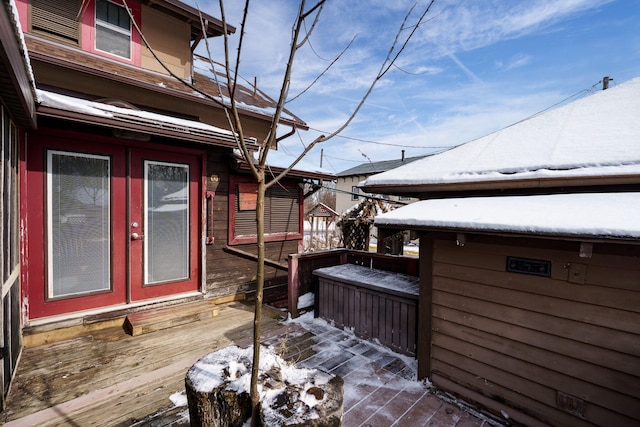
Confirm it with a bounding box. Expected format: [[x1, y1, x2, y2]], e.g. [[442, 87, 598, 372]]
[[188, 0, 640, 174]]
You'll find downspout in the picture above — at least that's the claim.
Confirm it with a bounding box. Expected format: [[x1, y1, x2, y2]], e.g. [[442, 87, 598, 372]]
[[275, 126, 296, 144]]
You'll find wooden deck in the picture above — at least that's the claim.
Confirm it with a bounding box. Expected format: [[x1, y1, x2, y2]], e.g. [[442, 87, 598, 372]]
[[1, 301, 497, 426]]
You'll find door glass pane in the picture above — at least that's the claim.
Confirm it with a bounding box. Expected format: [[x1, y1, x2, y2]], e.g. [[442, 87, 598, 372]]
[[145, 161, 189, 284], [48, 151, 111, 298]]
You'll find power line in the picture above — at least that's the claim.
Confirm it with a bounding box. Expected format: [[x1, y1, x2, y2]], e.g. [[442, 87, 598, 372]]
[[323, 154, 368, 163], [306, 127, 449, 149]]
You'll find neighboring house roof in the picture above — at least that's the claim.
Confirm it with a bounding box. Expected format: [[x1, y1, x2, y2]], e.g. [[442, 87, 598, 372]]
[[305, 203, 338, 218], [0, 0, 36, 127], [337, 155, 428, 177], [375, 192, 640, 241], [362, 77, 640, 194]]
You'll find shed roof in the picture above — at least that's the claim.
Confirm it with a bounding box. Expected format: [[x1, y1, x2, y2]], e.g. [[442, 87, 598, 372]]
[[375, 192, 640, 241], [362, 77, 640, 194]]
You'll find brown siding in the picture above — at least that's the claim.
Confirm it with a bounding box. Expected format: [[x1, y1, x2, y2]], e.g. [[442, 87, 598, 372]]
[[204, 149, 295, 302], [430, 236, 640, 426], [140, 5, 191, 79]]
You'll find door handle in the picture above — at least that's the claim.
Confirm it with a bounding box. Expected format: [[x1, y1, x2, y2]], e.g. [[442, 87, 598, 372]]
[[131, 232, 144, 240]]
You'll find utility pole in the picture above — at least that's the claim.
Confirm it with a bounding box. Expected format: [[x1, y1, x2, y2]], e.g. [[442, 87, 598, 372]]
[[603, 76, 612, 90], [320, 148, 323, 168]]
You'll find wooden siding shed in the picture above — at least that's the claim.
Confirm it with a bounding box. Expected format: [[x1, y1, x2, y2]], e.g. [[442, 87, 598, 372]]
[[375, 192, 640, 426], [423, 234, 639, 426]]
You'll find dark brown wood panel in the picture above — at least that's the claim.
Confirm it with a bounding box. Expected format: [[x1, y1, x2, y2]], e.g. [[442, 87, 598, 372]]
[[433, 288, 638, 356], [434, 263, 640, 313], [433, 318, 640, 402], [432, 305, 639, 376], [316, 276, 418, 356], [432, 344, 638, 426], [434, 276, 638, 334], [429, 236, 640, 426]]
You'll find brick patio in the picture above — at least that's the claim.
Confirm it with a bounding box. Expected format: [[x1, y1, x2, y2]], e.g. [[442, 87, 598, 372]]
[[2, 302, 501, 426]]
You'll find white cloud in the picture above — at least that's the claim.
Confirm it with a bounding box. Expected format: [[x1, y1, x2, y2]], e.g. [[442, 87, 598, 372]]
[[186, 0, 637, 174]]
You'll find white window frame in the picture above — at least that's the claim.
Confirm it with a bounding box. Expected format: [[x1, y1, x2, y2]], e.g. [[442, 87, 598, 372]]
[[143, 160, 190, 285], [95, 0, 132, 60], [46, 150, 112, 298]]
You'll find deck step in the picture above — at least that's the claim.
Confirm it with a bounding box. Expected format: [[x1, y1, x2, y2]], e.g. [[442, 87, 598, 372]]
[[124, 300, 219, 336]]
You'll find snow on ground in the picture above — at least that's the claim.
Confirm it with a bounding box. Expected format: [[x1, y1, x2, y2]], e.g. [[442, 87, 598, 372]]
[[167, 312, 501, 426], [297, 292, 314, 309], [186, 343, 336, 425]]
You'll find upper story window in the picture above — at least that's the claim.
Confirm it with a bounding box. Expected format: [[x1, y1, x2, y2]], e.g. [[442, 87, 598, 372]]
[[95, 0, 131, 59], [351, 186, 360, 201]]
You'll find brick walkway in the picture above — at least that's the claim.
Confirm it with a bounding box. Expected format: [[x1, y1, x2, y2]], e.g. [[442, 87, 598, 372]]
[[262, 314, 499, 427], [3, 302, 500, 426]]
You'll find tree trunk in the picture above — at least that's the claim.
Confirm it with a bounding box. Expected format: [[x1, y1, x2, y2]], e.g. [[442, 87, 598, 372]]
[[250, 176, 266, 425], [185, 375, 251, 427]]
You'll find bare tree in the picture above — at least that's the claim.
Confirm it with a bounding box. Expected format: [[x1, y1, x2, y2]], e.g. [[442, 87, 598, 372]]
[[217, 1, 437, 422], [128, 0, 436, 422]]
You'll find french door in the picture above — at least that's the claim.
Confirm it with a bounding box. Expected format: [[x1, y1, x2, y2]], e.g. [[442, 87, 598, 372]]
[[25, 133, 201, 319]]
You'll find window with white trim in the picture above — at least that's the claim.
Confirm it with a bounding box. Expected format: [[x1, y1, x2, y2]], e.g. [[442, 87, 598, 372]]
[[95, 0, 131, 59], [351, 186, 359, 201]]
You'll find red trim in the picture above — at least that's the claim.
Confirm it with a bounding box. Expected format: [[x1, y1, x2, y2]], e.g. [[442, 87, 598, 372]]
[[19, 129, 29, 319], [228, 175, 304, 245], [80, 0, 142, 66], [34, 127, 205, 155], [129, 148, 201, 300], [15, 0, 28, 31], [23, 132, 128, 318], [21, 127, 206, 319]]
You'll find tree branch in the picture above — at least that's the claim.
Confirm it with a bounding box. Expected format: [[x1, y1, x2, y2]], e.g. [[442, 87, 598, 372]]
[[122, 0, 226, 110], [287, 34, 357, 104]]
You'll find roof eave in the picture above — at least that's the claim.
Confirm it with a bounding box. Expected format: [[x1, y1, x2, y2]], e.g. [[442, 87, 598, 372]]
[[362, 174, 640, 195], [141, 0, 234, 39], [234, 161, 334, 181], [0, 1, 36, 128], [37, 105, 248, 148], [27, 44, 307, 129], [375, 223, 640, 245]]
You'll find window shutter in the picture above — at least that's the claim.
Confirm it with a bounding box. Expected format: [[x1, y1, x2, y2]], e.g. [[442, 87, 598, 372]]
[[32, 0, 81, 43], [268, 187, 298, 233], [233, 183, 300, 238]]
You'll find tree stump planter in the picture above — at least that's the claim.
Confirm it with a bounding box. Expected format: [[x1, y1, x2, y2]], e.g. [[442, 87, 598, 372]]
[[186, 346, 344, 426]]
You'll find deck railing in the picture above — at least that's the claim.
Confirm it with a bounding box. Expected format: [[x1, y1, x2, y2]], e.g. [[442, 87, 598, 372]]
[[287, 249, 419, 318]]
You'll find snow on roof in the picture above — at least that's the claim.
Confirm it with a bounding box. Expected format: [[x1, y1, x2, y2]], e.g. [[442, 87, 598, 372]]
[[313, 264, 419, 297], [6, 0, 35, 89], [38, 89, 233, 135], [192, 56, 304, 127], [374, 192, 640, 240], [363, 77, 640, 187]]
